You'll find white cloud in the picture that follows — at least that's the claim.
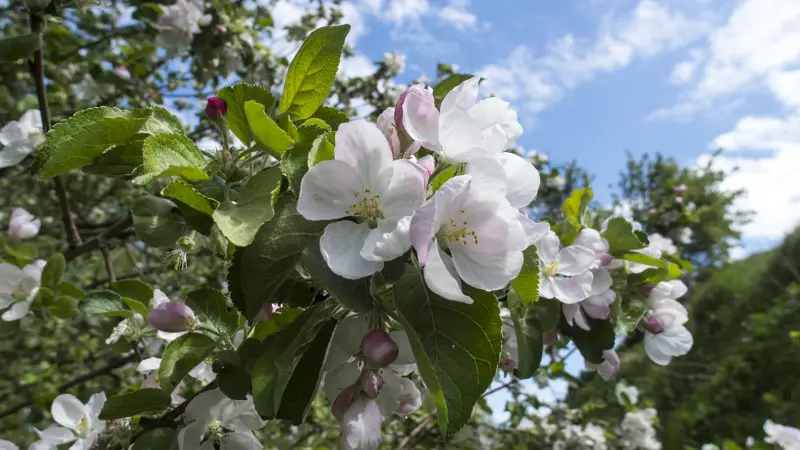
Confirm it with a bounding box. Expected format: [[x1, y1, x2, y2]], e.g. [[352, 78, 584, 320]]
[[669, 50, 705, 85], [438, 0, 477, 30], [767, 70, 800, 110], [339, 54, 376, 79], [385, 0, 429, 23], [478, 0, 709, 115]]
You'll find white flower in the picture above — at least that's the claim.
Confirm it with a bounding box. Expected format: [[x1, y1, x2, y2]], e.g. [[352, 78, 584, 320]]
[[0, 260, 44, 321], [466, 152, 541, 210], [643, 281, 693, 366], [545, 175, 566, 190], [410, 175, 529, 303], [0, 440, 17, 450], [648, 233, 677, 255], [0, 110, 43, 169], [188, 361, 216, 384], [136, 357, 185, 405], [105, 313, 145, 345], [562, 268, 615, 330], [7, 207, 41, 240], [341, 398, 383, 450], [403, 77, 522, 162], [581, 423, 607, 449], [33, 393, 106, 450], [113, 66, 131, 80], [701, 444, 720, 450], [297, 120, 425, 280], [764, 420, 800, 449], [584, 349, 619, 381], [676, 227, 693, 244], [615, 381, 640, 405], [620, 408, 661, 450], [156, 0, 211, 55], [574, 228, 613, 268], [376, 107, 420, 158], [178, 389, 264, 450], [382, 51, 405, 74], [536, 232, 595, 304]]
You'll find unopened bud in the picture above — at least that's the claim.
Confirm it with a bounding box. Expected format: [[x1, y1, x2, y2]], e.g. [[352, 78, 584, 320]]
[[205, 96, 228, 120], [643, 316, 664, 335], [148, 302, 195, 332], [597, 252, 614, 267], [361, 330, 399, 369], [675, 196, 684, 204], [360, 371, 384, 398], [331, 385, 360, 423], [394, 84, 434, 133], [648, 208, 657, 215], [499, 357, 517, 373]]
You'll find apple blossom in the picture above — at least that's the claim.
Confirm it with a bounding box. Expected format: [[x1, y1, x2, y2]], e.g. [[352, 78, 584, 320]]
[[643, 281, 693, 365], [205, 96, 228, 121], [360, 371, 384, 398], [585, 349, 620, 381], [545, 175, 566, 190], [0, 110, 43, 169], [562, 268, 616, 330], [676, 227, 693, 244], [156, 0, 211, 55], [148, 300, 196, 333], [0, 260, 44, 321], [0, 440, 16, 450], [466, 151, 541, 210], [113, 66, 131, 80], [105, 313, 145, 345], [410, 175, 529, 303], [361, 330, 399, 369], [574, 228, 613, 268], [297, 120, 425, 279], [535, 231, 595, 304], [33, 393, 106, 450], [673, 184, 688, 194], [500, 315, 518, 373], [402, 77, 522, 162], [177, 389, 264, 450], [341, 397, 383, 450], [648, 233, 677, 255], [615, 381, 640, 405], [382, 51, 405, 74], [764, 420, 800, 449], [7, 207, 41, 240], [620, 408, 660, 450], [151, 289, 192, 341], [675, 196, 684, 204]]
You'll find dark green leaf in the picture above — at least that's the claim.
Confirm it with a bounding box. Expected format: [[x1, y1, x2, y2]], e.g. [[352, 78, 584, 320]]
[[301, 240, 372, 313], [510, 246, 540, 308], [244, 100, 294, 156], [133, 134, 208, 185], [110, 279, 154, 304], [251, 306, 304, 340], [186, 288, 238, 338], [41, 253, 66, 288], [162, 180, 215, 215], [56, 282, 84, 298], [0, 33, 41, 61], [131, 196, 187, 248], [99, 389, 171, 419], [507, 292, 560, 379], [132, 428, 178, 450], [393, 264, 502, 436], [158, 333, 217, 392], [279, 25, 350, 120], [49, 296, 79, 319], [216, 83, 276, 146], [560, 316, 615, 364], [217, 365, 252, 400], [212, 166, 282, 247], [83, 290, 133, 317]]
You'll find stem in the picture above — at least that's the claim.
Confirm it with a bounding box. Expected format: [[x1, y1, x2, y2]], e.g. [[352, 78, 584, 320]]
[[65, 214, 133, 261], [100, 242, 116, 282], [29, 13, 83, 249]]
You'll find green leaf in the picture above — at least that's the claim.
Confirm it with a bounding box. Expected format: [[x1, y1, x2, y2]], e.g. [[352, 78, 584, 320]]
[[49, 296, 79, 319], [301, 239, 372, 313], [279, 25, 350, 120], [507, 292, 561, 379], [99, 389, 171, 419], [249, 301, 340, 421], [158, 333, 217, 392], [244, 100, 294, 156], [83, 290, 133, 317], [280, 123, 330, 194], [4, 243, 37, 265], [0, 33, 41, 61], [562, 187, 594, 224], [213, 166, 282, 247], [240, 195, 325, 320], [83, 141, 144, 177], [41, 253, 66, 288], [217, 365, 252, 400], [307, 133, 335, 167], [430, 166, 458, 194], [560, 316, 615, 364], [432, 74, 475, 107], [132, 429, 178, 450], [133, 134, 208, 185], [123, 298, 149, 318], [252, 306, 304, 340], [510, 245, 540, 308], [602, 217, 645, 256], [393, 264, 502, 436], [34, 106, 183, 179], [310, 106, 349, 127], [186, 288, 238, 338], [131, 196, 187, 248], [555, 216, 581, 246], [216, 83, 276, 146], [56, 282, 85, 298], [110, 279, 154, 304], [162, 180, 215, 215]]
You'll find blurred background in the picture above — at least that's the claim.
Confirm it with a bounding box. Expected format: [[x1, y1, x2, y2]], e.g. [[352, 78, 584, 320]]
[[0, 0, 798, 448]]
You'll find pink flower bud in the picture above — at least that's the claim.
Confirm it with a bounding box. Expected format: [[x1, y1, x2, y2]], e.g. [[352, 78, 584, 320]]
[[643, 316, 665, 335], [394, 84, 434, 134], [148, 302, 195, 332], [205, 96, 227, 120], [499, 357, 517, 373], [675, 196, 684, 204], [648, 208, 657, 215], [360, 371, 384, 398], [332, 385, 360, 423], [361, 330, 399, 369], [597, 252, 614, 267], [673, 184, 688, 194]]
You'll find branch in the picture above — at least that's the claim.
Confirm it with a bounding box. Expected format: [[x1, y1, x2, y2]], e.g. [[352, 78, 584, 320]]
[[100, 242, 116, 282], [29, 13, 82, 249], [0, 352, 137, 420], [65, 214, 134, 262], [128, 381, 219, 444], [397, 414, 436, 449], [481, 379, 518, 398]]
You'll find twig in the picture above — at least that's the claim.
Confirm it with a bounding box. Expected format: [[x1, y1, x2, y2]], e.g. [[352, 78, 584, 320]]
[[481, 379, 517, 398], [128, 381, 219, 443], [29, 13, 83, 249], [100, 242, 116, 282], [397, 414, 436, 449], [0, 352, 137, 420], [124, 243, 143, 277], [65, 214, 133, 262]]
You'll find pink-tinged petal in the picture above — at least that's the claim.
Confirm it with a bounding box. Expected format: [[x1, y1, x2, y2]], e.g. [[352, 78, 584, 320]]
[[518, 213, 550, 246], [551, 272, 593, 304], [376, 107, 401, 158], [380, 159, 425, 219], [413, 155, 435, 180], [440, 76, 480, 113], [148, 302, 195, 332], [361, 216, 412, 262], [424, 244, 472, 303], [400, 86, 439, 149], [409, 175, 471, 265], [494, 153, 540, 208], [320, 221, 382, 279], [51, 394, 85, 431], [583, 290, 615, 320], [450, 244, 523, 292], [376, 370, 422, 418], [535, 232, 561, 265], [590, 268, 613, 296], [596, 350, 620, 381], [341, 398, 383, 450], [438, 110, 487, 162], [562, 303, 581, 327], [361, 330, 399, 368], [334, 120, 393, 191], [297, 160, 365, 221], [556, 245, 596, 276]]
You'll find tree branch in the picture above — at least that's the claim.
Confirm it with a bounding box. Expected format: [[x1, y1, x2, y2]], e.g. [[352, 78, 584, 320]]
[[100, 242, 116, 282], [65, 214, 134, 262], [397, 414, 436, 449]]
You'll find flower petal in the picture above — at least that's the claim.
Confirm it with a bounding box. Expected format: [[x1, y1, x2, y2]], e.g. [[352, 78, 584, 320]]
[[438, 110, 488, 162], [221, 432, 263, 450], [36, 426, 76, 444], [388, 331, 415, 366], [440, 76, 480, 113], [380, 160, 426, 219], [556, 245, 596, 276], [177, 420, 207, 450], [0, 121, 25, 146], [450, 244, 523, 292], [361, 216, 412, 262], [494, 153, 540, 208], [0, 264, 22, 295], [297, 160, 365, 221], [51, 394, 85, 430], [518, 213, 550, 246], [590, 268, 613, 296], [535, 232, 561, 265], [402, 89, 440, 149], [323, 362, 361, 403], [341, 398, 383, 450], [409, 175, 471, 265], [321, 221, 383, 279], [2, 301, 31, 321], [551, 272, 593, 304], [0, 140, 33, 169], [424, 244, 472, 303], [19, 109, 43, 133], [376, 107, 401, 158], [335, 120, 393, 191]]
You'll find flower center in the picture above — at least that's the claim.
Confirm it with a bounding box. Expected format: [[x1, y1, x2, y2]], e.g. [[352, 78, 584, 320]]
[[542, 261, 559, 278], [346, 189, 383, 228], [11, 287, 29, 303], [437, 210, 478, 249], [75, 415, 89, 437], [204, 419, 225, 443]]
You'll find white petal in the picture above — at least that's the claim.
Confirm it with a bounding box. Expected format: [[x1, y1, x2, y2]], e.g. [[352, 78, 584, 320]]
[[188, 361, 216, 383], [376, 370, 422, 417], [556, 245, 596, 276], [402, 90, 440, 148], [341, 398, 383, 450], [440, 76, 480, 113], [320, 221, 383, 279], [0, 264, 22, 295], [220, 401, 263, 433], [380, 159, 426, 219], [361, 216, 412, 262], [0, 296, 11, 309], [481, 124, 508, 155], [85, 392, 106, 420], [574, 228, 605, 252], [152, 289, 169, 308], [644, 334, 672, 366], [137, 357, 162, 374], [551, 272, 593, 304], [297, 160, 365, 221], [535, 232, 561, 264], [0, 121, 25, 146], [539, 277, 555, 299], [22, 260, 44, 285], [590, 268, 613, 296], [376, 107, 401, 158], [518, 214, 550, 246], [19, 110, 43, 133], [424, 244, 472, 303], [582, 290, 615, 320], [438, 110, 488, 162], [221, 432, 262, 450], [51, 394, 85, 430], [334, 120, 393, 191], [0, 141, 33, 169], [388, 331, 415, 366], [2, 301, 31, 321], [665, 280, 688, 299], [562, 303, 581, 328], [177, 420, 207, 450], [450, 244, 523, 292], [323, 362, 361, 403], [185, 389, 227, 422], [36, 426, 76, 444], [465, 155, 508, 201], [494, 153, 539, 208], [409, 175, 471, 265]]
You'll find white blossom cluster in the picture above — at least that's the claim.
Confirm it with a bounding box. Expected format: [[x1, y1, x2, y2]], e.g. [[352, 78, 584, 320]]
[[156, 0, 211, 56]]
